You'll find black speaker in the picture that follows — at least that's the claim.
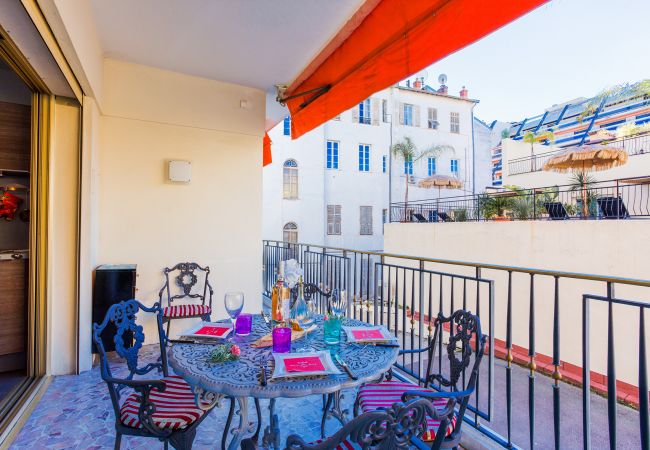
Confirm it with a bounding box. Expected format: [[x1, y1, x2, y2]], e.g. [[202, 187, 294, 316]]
[[92, 264, 137, 353]]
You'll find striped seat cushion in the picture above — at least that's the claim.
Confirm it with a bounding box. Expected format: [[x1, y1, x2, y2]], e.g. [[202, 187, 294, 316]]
[[120, 375, 205, 430], [357, 381, 456, 441], [163, 304, 211, 318], [307, 439, 359, 449]]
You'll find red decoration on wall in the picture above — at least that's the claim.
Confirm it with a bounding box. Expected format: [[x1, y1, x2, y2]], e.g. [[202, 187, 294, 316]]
[[0, 191, 22, 221]]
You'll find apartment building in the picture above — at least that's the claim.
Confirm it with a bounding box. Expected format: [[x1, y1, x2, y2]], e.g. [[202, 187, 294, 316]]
[[263, 79, 486, 250]]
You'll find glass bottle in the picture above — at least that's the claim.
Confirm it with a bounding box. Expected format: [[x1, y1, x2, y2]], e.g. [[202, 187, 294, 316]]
[[271, 273, 284, 322], [290, 276, 313, 327]]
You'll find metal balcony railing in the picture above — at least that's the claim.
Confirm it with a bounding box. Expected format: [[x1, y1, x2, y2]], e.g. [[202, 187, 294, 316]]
[[390, 176, 650, 223], [262, 240, 650, 449], [508, 132, 650, 176]]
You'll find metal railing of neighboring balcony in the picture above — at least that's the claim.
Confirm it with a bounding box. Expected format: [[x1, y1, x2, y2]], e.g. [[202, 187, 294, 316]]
[[262, 240, 650, 449], [508, 132, 650, 176], [390, 176, 650, 223]]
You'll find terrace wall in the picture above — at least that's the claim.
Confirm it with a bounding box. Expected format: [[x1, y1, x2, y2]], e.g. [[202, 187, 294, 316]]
[[384, 220, 650, 387]]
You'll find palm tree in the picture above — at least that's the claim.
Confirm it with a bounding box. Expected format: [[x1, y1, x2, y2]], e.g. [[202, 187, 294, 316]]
[[391, 137, 453, 205], [523, 130, 555, 171], [569, 171, 597, 218]]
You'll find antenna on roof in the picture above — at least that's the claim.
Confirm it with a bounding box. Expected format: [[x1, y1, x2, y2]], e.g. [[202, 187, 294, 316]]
[[438, 73, 448, 85], [415, 69, 428, 83]]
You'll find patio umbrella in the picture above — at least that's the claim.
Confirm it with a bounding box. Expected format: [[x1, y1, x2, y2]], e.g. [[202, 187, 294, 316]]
[[417, 175, 463, 218], [543, 144, 628, 217]]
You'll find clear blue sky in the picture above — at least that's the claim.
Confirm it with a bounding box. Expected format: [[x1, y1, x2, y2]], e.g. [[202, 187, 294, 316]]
[[425, 0, 650, 123]]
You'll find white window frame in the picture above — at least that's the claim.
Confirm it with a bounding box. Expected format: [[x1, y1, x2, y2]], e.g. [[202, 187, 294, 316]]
[[404, 103, 414, 126], [327, 205, 342, 235], [326, 141, 339, 169], [428, 157, 436, 176], [283, 159, 298, 199], [428, 108, 438, 129], [283, 222, 298, 244], [450, 159, 459, 175], [359, 99, 371, 124], [360, 206, 373, 236], [450, 112, 460, 133], [358, 144, 370, 172]]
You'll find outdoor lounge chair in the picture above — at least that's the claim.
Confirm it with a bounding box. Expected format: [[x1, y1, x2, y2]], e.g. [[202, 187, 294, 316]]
[[241, 397, 452, 450], [437, 211, 452, 222], [93, 300, 221, 450], [159, 262, 213, 337], [413, 213, 428, 222], [544, 202, 570, 220], [597, 196, 629, 219], [353, 309, 486, 449], [427, 210, 440, 222]]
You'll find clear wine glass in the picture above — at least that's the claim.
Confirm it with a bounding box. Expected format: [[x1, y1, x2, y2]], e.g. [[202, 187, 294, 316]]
[[224, 291, 244, 327], [330, 289, 348, 318]]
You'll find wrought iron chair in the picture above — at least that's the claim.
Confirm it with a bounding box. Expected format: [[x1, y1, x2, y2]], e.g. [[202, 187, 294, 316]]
[[159, 262, 214, 337], [92, 299, 222, 450], [240, 397, 452, 450], [353, 309, 487, 449]]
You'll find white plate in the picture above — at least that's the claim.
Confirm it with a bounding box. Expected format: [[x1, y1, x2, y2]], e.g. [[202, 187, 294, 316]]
[[271, 351, 341, 379], [343, 325, 394, 344], [179, 321, 232, 339]]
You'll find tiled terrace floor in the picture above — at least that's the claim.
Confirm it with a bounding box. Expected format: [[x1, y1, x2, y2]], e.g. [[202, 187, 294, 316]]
[[10, 345, 354, 449]]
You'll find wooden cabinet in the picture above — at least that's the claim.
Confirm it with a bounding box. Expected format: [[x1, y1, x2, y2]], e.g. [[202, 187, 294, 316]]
[[0, 259, 27, 372], [0, 101, 30, 172]]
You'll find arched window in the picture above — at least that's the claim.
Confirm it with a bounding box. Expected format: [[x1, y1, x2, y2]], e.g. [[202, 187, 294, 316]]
[[283, 222, 298, 244], [283, 159, 298, 199]]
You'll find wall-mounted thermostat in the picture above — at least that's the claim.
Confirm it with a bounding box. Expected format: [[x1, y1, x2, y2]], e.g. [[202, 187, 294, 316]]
[[168, 160, 191, 183]]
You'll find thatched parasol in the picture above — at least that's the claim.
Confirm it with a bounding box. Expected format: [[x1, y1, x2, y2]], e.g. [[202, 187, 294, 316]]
[[417, 174, 463, 215], [543, 144, 628, 217], [542, 144, 628, 173], [417, 174, 463, 189]]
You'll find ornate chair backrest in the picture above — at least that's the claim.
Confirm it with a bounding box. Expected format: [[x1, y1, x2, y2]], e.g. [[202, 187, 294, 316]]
[[160, 262, 212, 307], [92, 300, 168, 419], [285, 398, 449, 450], [424, 309, 486, 433]]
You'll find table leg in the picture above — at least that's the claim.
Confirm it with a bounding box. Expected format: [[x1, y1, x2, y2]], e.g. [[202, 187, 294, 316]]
[[262, 398, 281, 449], [321, 390, 349, 437], [227, 396, 254, 450]]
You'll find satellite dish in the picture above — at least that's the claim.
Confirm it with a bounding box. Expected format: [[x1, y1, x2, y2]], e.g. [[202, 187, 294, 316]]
[[438, 73, 448, 85], [415, 69, 428, 82]]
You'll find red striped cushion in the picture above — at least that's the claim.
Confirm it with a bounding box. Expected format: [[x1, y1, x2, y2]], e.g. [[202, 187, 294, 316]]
[[120, 375, 205, 430], [357, 381, 456, 441], [163, 304, 211, 318], [307, 438, 359, 449]]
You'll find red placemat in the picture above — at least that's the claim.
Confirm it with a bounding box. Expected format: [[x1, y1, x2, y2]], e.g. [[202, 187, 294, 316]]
[[195, 326, 230, 337], [352, 329, 384, 340], [284, 356, 325, 373]]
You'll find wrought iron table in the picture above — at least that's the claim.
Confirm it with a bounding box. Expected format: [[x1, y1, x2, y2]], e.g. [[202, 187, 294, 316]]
[[168, 315, 398, 450]]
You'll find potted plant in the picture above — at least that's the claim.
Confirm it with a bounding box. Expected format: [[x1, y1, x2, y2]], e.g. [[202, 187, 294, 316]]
[[479, 193, 514, 221]]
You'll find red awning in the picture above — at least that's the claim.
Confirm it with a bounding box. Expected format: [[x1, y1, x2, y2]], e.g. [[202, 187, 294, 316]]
[[284, 0, 548, 139], [263, 132, 273, 166]]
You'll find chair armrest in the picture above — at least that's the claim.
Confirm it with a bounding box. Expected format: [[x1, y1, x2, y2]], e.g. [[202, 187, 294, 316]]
[[206, 280, 214, 308], [399, 347, 429, 355], [104, 376, 166, 392], [409, 436, 432, 450], [401, 388, 472, 402]]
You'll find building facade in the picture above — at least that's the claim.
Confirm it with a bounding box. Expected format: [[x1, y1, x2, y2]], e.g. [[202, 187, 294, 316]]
[[263, 80, 483, 251]]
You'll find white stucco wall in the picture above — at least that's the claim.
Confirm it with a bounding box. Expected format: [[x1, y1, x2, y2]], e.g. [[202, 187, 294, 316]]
[[96, 59, 265, 346], [384, 221, 650, 385]]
